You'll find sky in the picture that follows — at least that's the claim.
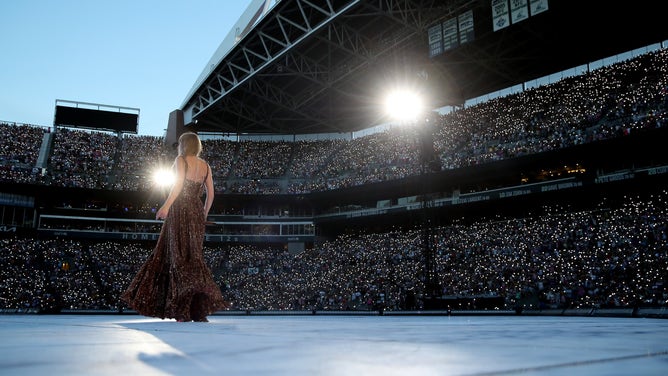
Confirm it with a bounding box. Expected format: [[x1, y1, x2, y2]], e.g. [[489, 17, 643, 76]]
[[0, 0, 257, 137]]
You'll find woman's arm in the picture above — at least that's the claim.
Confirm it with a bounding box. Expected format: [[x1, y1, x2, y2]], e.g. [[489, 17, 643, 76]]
[[203, 163, 214, 218], [156, 157, 186, 220]]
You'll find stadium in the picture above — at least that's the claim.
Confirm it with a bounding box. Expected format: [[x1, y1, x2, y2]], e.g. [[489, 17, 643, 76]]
[[1, 0, 668, 374]]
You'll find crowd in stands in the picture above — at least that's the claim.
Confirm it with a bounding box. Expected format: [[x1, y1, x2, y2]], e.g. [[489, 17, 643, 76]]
[[1, 48, 667, 313], [48, 128, 118, 189], [1, 48, 667, 193], [112, 135, 173, 191], [0, 123, 47, 184], [433, 50, 668, 169], [1, 190, 666, 312], [199, 139, 235, 192]]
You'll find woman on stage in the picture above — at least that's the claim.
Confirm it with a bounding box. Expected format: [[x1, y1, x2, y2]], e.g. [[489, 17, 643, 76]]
[[122, 132, 228, 322]]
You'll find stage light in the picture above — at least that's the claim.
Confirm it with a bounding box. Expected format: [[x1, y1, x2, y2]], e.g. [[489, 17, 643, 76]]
[[384, 89, 423, 122], [153, 168, 175, 188]]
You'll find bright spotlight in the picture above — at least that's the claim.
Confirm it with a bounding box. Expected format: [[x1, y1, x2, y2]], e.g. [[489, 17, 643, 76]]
[[384, 90, 423, 122], [153, 168, 175, 188]]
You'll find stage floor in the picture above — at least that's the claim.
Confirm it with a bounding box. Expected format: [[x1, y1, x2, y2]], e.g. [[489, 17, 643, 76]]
[[0, 314, 666, 375]]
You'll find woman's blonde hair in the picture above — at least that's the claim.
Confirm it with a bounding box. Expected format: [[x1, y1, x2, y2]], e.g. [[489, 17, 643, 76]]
[[178, 132, 202, 156]]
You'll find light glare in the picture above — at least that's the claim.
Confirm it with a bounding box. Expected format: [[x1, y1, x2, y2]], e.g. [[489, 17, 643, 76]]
[[153, 168, 175, 187], [385, 90, 423, 122]]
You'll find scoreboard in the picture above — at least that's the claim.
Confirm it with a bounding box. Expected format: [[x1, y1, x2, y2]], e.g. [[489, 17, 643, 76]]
[[429, 0, 549, 57], [54, 100, 139, 134]]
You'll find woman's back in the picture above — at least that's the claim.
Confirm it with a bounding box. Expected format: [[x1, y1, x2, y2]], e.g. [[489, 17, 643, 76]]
[[182, 156, 208, 183]]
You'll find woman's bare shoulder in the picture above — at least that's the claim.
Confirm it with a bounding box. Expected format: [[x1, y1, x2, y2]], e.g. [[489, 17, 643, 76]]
[[197, 157, 210, 166]]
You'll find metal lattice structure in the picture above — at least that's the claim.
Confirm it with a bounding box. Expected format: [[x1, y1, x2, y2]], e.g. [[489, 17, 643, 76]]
[[182, 0, 476, 134], [182, 0, 668, 135]]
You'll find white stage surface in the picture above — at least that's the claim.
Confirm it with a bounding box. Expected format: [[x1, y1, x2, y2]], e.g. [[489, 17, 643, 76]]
[[1, 314, 667, 375]]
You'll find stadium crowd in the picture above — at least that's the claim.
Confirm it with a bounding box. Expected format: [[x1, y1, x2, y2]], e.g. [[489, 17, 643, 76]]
[[1, 190, 666, 312], [0, 122, 47, 184], [1, 47, 667, 313], [1, 48, 667, 193]]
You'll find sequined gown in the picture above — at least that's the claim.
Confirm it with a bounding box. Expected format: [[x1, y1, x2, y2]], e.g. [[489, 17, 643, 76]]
[[122, 161, 227, 321]]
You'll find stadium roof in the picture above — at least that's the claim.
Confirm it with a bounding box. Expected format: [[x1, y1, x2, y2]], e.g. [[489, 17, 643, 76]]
[[182, 0, 668, 135]]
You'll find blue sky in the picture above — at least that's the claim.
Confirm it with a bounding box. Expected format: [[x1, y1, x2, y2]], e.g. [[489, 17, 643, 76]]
[[0, 0, 255, 136]]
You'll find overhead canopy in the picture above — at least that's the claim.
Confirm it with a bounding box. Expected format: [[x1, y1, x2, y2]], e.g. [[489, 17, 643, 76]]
[[182, 0, 668, 135]]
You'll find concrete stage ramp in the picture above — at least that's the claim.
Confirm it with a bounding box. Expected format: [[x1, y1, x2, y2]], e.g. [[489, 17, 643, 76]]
[[1, 314, 667, 375]]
